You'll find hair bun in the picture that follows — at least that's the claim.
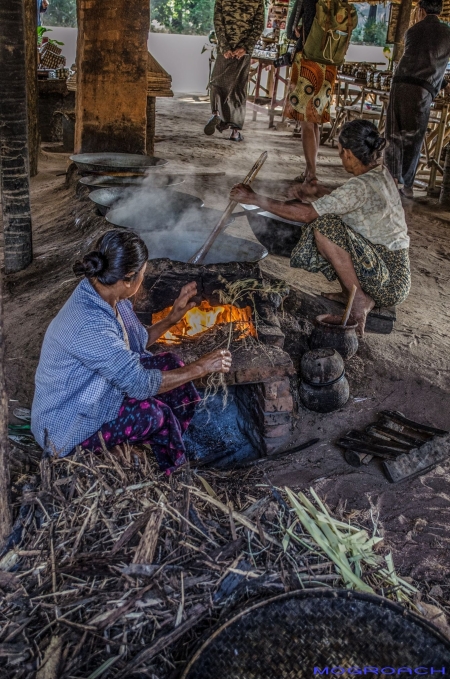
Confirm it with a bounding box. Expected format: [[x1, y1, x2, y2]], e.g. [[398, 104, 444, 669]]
[[73, 251, 108, 278]]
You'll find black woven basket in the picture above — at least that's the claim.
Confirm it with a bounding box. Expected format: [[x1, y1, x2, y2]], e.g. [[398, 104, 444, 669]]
[[181, 589, 450, 678]]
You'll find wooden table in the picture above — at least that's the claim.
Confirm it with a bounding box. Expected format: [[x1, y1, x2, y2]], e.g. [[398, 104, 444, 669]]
[[247, 56, 291, 128], [326, 75, 388, 146], [329, 75, 450, 194]]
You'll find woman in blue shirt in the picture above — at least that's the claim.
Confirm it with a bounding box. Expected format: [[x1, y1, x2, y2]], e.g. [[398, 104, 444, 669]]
[[31, 230, 232, 474]]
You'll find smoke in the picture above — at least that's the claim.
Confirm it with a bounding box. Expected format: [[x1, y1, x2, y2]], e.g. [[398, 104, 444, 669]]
[[101, 176, 267, 264]]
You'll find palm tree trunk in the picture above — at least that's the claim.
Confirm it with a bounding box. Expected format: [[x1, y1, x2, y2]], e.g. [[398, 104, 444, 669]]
[[0, 0, 33, 274], [0, 278, 11, 549], [24, 0, 39, 178]]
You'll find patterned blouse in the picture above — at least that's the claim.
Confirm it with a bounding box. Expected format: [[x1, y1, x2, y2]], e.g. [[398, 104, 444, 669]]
[[313, 165, 410, 251], [31, 278, 162, 457]]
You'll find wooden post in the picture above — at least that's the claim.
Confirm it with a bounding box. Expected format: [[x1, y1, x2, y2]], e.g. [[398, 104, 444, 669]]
[[75, 0, 150, 154], [146, 97, 156, 156], [0, 276, 11, 549], [0, 0, 33, 274], [392, 0, 413, 64], [24, 0, 39, 177]]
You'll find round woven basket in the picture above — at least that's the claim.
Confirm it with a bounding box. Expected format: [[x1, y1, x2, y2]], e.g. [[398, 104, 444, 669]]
[[181, 589, 450, 678]]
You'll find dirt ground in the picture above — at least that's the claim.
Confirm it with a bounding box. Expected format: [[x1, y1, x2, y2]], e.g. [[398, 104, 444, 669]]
[[2, 94, 450, 592]]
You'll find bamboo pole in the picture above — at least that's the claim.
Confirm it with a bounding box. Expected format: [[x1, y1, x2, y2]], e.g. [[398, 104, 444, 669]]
[[188, 151, 268, 265]]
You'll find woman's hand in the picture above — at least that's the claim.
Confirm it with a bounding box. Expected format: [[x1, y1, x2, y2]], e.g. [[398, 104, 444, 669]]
[[157, 349, 232, 393], [167, 282, 198, 325], [230, 183, 257, 204], [287, 181, 330, 201], [223, 50, 234, 59], [196, 349, 232, 375]]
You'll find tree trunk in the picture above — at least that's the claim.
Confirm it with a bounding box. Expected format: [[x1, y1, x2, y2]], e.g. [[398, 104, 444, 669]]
[[0, 0, 33, 274], [0, 275, 11, 549], [392, 0, 413, 63], [24, 0, 39, 177], [75, 0, 150, 154], [368, 4, 377, 23]]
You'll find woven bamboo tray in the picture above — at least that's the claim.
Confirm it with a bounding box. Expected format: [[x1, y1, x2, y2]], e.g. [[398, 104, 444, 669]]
[[182, 589, 450, 678]]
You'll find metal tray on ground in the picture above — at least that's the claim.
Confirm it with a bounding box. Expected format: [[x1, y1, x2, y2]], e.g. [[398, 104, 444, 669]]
[[107, 205, 268, 264], [70, 152, 168, 174], [90, 187, 204, 217], [79, 174, 185, 192]]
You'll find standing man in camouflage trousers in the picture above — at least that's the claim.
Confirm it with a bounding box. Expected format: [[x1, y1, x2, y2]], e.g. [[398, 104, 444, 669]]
[[204, 0, 265, 142]]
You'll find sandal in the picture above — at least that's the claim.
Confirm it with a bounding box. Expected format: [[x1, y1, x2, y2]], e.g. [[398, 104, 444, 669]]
[[230, 132, 244, 142], [204, 114, 221, 136]]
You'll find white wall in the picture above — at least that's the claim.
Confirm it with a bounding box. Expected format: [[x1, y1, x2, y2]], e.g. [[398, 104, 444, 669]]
[[48, 27, 389, 94], [48, 28, 210, 93]]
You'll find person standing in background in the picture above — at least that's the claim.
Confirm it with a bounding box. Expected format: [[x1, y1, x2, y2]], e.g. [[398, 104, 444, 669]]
[[385, 0, 450, 199], [284, 0, 356, 184], [37, 0, 49, 26], [204, 0, 265, 142]]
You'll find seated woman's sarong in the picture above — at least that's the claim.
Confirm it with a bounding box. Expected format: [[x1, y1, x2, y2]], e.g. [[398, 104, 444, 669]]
[[291, 215, 411, 307], [81, 352, 200, 475], [284, 55, 337, 124]]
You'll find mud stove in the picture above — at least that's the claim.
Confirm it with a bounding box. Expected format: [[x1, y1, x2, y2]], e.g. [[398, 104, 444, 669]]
[[135, 259, 296, 466]]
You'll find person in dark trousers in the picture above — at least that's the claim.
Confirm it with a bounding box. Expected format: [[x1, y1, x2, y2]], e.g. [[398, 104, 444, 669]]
[[204, 0, 265, 142], [385, 0, 450, 199], [37, 0, 49, 26]]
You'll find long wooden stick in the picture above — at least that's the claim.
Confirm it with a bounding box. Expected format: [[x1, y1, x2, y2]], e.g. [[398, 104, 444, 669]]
[[341, 284, 357, 326], [188, 151, 268, 265]]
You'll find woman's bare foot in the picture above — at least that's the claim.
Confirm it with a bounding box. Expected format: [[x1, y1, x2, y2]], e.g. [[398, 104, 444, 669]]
[[351, 289, 375, 336], [321, 291, 348, 305]]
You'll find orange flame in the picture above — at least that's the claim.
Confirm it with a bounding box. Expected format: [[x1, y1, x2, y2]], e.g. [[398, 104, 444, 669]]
[[152, 300, 257, 344]]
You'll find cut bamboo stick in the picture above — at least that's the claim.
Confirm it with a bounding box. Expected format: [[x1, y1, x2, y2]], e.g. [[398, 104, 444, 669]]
[[188, 151, 268, 264], [341, 284, 357, 327]]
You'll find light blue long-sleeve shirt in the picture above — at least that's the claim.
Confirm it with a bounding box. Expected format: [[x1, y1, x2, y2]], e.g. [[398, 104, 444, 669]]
[[31, 278, 162, 456]]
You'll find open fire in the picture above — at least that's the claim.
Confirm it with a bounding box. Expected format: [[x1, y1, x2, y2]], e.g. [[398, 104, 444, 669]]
[[152, 300, 257, 344]]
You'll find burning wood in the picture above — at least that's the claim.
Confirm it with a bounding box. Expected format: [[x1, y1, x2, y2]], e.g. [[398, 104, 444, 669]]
[[152, 300, 257, 344]]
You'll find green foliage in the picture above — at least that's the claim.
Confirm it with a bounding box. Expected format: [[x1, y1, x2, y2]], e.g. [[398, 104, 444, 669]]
[[44, 0, 77, 27], [151, 0, 215, 34], [351, 19, 387, 46], [37, 26, 64, 46], [41, 0, 216, 35]]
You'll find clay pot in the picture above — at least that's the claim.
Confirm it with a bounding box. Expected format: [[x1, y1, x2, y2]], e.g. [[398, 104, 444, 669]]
[[309, 314, 358, 360], [299, 373, 350, 413], [299, 349, 349, 413], [300, 348, 344, 385]]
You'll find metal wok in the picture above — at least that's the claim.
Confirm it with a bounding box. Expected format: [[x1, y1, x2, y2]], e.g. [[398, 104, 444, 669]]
[[90, 188, 204, 217], [107, 205, 268, 264], [79, 174, 185, 192], [70, 152, 168, 174], [241, 203, 304, 258]]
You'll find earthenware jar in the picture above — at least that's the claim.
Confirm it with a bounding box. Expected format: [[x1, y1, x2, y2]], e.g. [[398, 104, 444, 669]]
[[299, 348, 349, 413], [309, 314, 359, 359]]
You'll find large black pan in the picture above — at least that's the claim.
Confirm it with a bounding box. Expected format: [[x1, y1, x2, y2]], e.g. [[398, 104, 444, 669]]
[[79, 174, 185, 192], [89, 187, 204, 216], [106, 204, 268, 264], [70, 153, 168, 174]]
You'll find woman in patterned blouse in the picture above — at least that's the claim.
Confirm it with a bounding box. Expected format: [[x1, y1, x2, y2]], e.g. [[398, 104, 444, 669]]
[[31, 231, 232, 474], [230, 120, 411, 336]]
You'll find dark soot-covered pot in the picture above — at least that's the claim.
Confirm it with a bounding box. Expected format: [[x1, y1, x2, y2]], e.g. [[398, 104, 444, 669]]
[[310, 313, 359, 359], [242, 205, 303, 257], [300, 349, 349, 413]]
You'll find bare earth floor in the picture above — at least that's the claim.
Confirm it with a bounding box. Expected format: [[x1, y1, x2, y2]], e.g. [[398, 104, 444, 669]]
[[2, 94, 450, 588]]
